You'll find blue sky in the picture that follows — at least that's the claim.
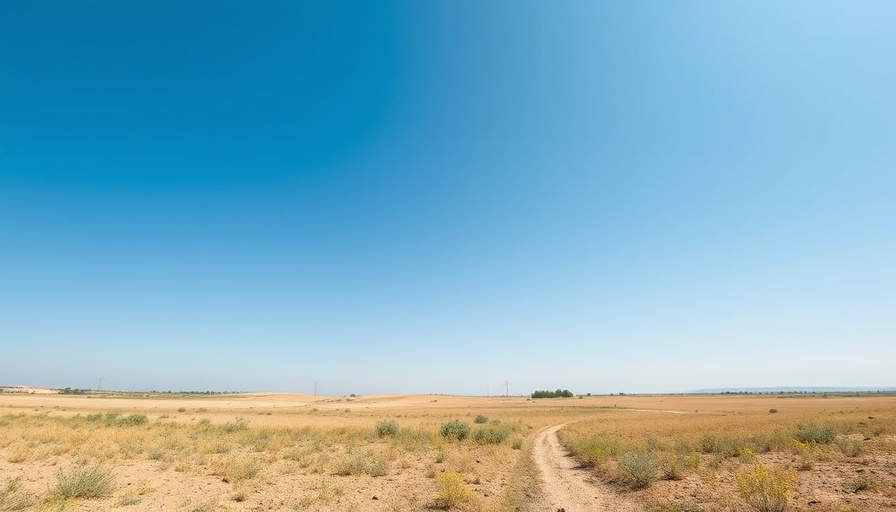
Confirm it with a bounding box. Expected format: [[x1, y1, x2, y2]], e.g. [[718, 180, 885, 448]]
[[1, 1, 894, 395]]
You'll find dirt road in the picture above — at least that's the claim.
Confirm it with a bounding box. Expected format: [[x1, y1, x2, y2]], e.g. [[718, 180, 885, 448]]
[[531, 424, 643, 512]]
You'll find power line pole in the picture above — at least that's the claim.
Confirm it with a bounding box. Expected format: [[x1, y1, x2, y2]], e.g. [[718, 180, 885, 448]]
[[314, 381, 318, 396], [97, 378, 102, 393], [505, 380, 509, 397]]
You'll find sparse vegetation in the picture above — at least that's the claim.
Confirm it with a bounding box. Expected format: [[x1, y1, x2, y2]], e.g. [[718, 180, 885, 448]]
[[53, 465, 115, 499], [0, 391, 893, 511], [616, 451, 657, 489], [375, 419, 399, 437], [836, 436, 864, 457], [559, 396, 896, 511], [213, 457, 259, 482], [0, 478, 35, 511], [473, 424, 511, 445], [848, 474, 878, 493], [793, 423, 836, 444], [735, 464, 797, 512], [434, 471, 475, 508], [440, 420, 471, 441]]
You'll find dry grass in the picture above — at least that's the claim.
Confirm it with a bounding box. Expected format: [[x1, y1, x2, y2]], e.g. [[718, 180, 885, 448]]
[[558, 396, 896, 512], [0, 392, 893, 511], [0, 394, 541, 511]]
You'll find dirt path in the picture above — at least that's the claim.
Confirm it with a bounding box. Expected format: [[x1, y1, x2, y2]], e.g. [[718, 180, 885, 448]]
[[531, 424, 644, 512]]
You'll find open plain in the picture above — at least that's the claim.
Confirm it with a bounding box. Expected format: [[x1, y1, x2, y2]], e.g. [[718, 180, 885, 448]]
[[0, 392, 894, 511]]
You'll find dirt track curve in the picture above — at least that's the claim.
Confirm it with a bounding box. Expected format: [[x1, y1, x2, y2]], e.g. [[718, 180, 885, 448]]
[[532, 424, 643, 512]]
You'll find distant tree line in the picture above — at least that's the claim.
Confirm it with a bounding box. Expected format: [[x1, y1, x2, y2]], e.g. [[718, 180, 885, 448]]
[[531, 389, 574, 399], [56, 388, 240, 395], [59, 387, 91, 395], [147, 390, 237, 395]]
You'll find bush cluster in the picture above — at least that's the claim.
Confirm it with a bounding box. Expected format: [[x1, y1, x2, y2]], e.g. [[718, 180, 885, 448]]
[[616, 451, 657, 489], [792, 424, 836, 444], [531, 389, 574, 398], [735, 464, 797, 512], [434, 472, 474, 508], [85, 412, 148, 427], [439, 420, 471, 441], [374, 420, 399, 438], [53, 466, 115, 499], [473, 424, 511, 445]]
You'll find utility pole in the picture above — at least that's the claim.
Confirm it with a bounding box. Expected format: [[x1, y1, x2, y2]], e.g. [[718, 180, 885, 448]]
[[314, 381, 318, 396], [97, 378, 102, 393], [504, 380, 509, 397]]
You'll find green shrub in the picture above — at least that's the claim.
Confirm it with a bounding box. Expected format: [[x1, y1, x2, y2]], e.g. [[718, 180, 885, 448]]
[[473, 425, 510, 445], [616, 451, 656, 489], [570, 436, 620, 466], [440, 420, 470, 441], [375, 420, 399, 438], [117, 414, 148, 426], [474, 415, 488, 424], [511, 438, 523, 450], [735, 464, 797, 512], [698, 434, 749, 458], [53, 466, 115, 499], [769, 409, 778, 414], [793, 424, 836, 444]]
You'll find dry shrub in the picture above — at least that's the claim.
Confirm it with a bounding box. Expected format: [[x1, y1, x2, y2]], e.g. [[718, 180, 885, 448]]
[[658, 452, 684, 481], [375, 420, 399, 438], [735, 464, 797, 512], [213, 457, 259, 482], [0, 478, 35, 511], [616, 451, 657, 489], [835, 437, 864, 457], [433, 471, 476, 508], [53, 465, 115, 499], [793, 423, 836, 444]]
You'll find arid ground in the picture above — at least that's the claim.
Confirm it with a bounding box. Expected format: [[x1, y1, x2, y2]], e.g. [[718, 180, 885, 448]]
[[0, 392, 893, 511]]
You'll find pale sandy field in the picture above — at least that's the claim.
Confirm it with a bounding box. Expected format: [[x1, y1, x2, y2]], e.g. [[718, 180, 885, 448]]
[[0, 392, 893, 511]]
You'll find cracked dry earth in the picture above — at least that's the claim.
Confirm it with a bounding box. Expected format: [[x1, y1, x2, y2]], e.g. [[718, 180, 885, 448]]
[[532, 424, 643, 512]]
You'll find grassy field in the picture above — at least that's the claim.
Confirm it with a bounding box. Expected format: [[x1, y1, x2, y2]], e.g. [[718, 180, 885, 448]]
[[558, 395, 896, 512], [0, 392, 893, 511]]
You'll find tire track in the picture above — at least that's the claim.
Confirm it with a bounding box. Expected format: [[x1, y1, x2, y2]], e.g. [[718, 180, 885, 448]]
[[531, 424, 643, 512]]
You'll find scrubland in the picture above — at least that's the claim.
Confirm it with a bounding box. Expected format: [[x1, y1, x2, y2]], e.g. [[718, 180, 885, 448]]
[[559, 396, 896, 512], [0, 394, 547, 512], [0, 393, 893, 511]]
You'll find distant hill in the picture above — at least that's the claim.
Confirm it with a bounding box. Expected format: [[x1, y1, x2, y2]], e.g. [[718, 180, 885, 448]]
[[691, 386, 896, 394]]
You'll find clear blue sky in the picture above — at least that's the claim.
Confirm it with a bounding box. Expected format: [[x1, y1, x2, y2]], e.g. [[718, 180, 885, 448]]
[[2, 1, 894, 395]]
